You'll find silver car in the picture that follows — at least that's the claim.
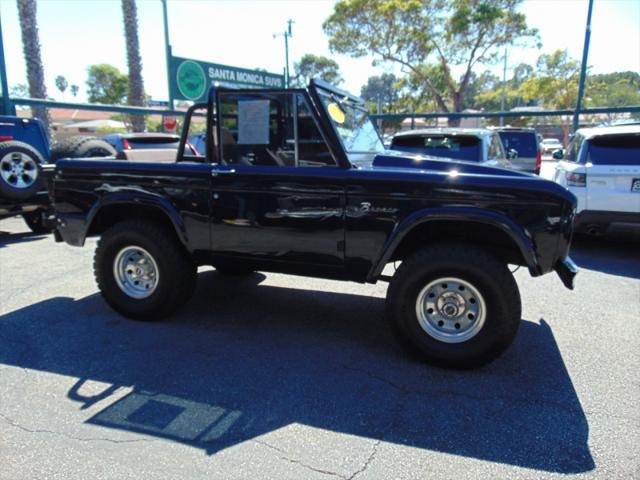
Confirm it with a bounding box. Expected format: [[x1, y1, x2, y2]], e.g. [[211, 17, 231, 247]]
[[494, 127, 541, 174], [390, 128, 513, 169]]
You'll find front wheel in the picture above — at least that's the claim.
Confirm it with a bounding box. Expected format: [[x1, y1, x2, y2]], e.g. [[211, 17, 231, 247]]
[[386, 244, 521, 368], [94, 220, 197, 320]]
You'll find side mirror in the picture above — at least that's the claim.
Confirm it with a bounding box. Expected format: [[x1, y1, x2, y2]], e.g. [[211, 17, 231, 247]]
[[552, 149, 564, 160], [506, 148, 518, 160]]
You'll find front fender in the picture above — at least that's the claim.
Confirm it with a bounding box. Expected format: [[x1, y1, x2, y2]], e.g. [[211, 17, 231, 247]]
[[367, 207, 538, 281]]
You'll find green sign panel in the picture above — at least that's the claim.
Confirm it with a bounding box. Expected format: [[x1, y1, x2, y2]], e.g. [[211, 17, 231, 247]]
[[170, 56, 285, 102]]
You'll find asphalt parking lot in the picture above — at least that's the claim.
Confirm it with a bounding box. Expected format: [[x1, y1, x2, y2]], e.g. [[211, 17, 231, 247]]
[[1, 216, 638, 479]]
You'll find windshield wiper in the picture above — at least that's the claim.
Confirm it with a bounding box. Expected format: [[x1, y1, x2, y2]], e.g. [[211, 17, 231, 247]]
[[329, 93, 368, 114]]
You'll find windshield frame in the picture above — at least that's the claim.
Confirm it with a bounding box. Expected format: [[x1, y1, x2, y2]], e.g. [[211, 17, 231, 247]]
[[311, 81, 385, 159]]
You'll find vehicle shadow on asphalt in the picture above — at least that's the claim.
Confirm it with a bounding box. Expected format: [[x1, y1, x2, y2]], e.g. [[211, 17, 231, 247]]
[[0, 230, 50, 248], [0, 271, 595, 474], [570, 235, 640, 279]]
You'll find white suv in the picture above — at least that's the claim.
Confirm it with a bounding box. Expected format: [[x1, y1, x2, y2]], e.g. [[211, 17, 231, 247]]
[[552, 125, 640, 237]]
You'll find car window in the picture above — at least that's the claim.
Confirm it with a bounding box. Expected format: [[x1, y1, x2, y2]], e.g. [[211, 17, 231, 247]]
[[587, 134, 640, 165], [391, 134, 481, 162], [565, 134, 584, 162], [189, 133, 206, 156], [497, 131, 537, 157], [488, 134, 506, 160], [218, 92, 335, 167]]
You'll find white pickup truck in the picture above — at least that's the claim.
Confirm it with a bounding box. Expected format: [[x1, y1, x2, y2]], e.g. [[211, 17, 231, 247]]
[[553, 125, 640, 238]]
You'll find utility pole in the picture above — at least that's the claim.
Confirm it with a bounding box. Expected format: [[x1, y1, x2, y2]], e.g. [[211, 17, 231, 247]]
[[0, 15, 15, 116], [500, 48, 507, 127], [161, 0, 174, 110], [274, 20, 293, 88], [573, 0, 594, 133]]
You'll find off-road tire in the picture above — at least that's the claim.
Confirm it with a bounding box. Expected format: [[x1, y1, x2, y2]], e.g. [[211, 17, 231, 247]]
[[94, 220, 197, 320], [49, 136, 115, 163], [71, 137, 116, 158], [386, 243, 521, 368], [0, 141, 44, 200]]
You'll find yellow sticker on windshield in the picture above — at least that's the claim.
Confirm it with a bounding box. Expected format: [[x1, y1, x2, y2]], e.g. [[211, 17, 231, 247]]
[[327, 103, 346, 124]]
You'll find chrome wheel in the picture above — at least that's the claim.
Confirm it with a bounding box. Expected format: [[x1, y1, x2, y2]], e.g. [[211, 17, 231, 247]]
[[415, 277, 486, 343], [113, 246, 159, 299], [0, 152, 38, 189]]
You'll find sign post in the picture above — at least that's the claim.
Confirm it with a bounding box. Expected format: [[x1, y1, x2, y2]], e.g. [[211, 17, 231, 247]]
[[0, 15, 16, 116], [169, 56, 285, 102], [161, 0, 174, 110]]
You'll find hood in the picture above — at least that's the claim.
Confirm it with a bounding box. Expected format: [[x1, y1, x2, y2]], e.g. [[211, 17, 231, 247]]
[[370, 150, 530, 178], [359, 150, 577, 208]]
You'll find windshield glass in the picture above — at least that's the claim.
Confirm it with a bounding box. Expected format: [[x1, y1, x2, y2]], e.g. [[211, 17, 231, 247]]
[[318, 91, 384, 154], [391, 134, 481, 162]]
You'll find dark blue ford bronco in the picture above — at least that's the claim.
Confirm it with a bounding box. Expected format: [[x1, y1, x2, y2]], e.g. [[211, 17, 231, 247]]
[[44, 80, 578, 368]]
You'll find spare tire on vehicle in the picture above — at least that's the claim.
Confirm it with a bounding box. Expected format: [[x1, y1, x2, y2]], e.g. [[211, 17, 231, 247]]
[[0, 141, 44, 200], [49, 135, 116, 163]]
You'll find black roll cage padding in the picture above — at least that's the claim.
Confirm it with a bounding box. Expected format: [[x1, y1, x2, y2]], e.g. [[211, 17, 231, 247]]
[[177, 102, 207, 162]]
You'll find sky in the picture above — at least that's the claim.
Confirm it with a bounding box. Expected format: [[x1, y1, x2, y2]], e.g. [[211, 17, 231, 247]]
[[1, 0, 639, 103]]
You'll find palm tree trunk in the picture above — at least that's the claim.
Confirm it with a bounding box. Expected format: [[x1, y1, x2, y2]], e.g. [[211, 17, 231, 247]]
[[121, 0, 146, 132], [17, 0, 51, 140]]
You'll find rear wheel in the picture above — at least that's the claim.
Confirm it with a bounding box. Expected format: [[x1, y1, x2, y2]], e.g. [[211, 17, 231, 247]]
[[386, 243, 521, 368], [94, 220, 196, 320]]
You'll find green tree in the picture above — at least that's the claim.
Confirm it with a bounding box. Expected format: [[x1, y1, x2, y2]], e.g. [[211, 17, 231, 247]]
[[292, 54, 343, 86], [86, 64, 128, 104], [70, 84, 80, 98], [17, 0, 51, 137], [511, 62, 534, 87], [462, 70, 501, 108], [121, 0, 146, 132], [521, 49, 580, 142], [587, 71, 640, 122], [470, 63, 534, 115], [323, 0, 537, 124], [587, 71, 640, 107], [55, 75, 68, 97], [360, 73, 400, 111], [395, 63, 450, 113], [9, 83, 29, 98]]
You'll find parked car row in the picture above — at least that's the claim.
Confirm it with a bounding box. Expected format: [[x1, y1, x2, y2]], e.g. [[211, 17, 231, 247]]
[[388, 126, 542, 174]]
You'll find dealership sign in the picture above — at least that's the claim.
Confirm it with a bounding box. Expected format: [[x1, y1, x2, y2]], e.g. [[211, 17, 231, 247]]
[[169, 56, 285, 102]]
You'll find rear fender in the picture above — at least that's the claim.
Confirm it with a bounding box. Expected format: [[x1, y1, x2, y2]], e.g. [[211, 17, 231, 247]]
[[61, 193, 188, 249], [367, 207, 538, 280]]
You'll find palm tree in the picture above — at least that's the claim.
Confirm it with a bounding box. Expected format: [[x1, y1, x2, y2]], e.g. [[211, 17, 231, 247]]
[[121, 0, 146, 132], [17, 0, 51, 138]]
